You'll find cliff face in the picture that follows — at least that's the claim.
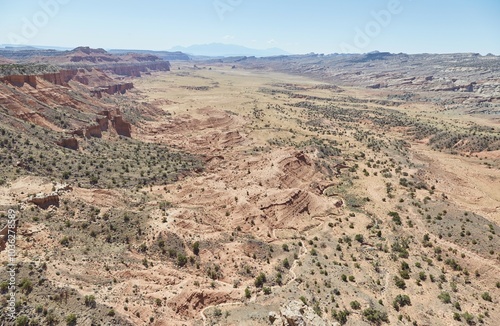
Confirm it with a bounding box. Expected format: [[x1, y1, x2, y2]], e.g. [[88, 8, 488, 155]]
[[0, 69, 78, 88], [67, 109, 132, 139], [91, 82, 134, 98], [96, 116, 109, 131], [0, 61, 170, 88], [1, 74, 38, 87], [87, 124, 102, 137], [112, 115, 132, 137], [40, 69, 79, 86], [104, 61, 171, 77]]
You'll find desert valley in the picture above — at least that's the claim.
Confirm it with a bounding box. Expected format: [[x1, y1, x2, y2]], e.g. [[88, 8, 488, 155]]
[[0, 47, 499, 326]]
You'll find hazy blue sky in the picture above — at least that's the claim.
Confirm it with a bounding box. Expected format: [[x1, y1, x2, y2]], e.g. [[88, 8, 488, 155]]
[[1, 0, 499, 54]]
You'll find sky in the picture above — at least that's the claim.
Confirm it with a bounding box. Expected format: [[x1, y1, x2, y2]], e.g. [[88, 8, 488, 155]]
[[0, 0, 499, 54]]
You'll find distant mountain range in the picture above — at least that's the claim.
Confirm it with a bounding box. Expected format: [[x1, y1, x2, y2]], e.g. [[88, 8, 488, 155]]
[[169, 43, 290, 57], [0, 44, 72, 51], [1, 43, 290, 59]]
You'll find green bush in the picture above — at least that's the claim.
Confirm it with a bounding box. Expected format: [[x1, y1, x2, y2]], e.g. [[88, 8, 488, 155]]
[[255, 272, 266, 288], [362, 308, 388, 325], [392, 294, 411, 311], [15, 316, 29, 326], [394, 276, 406, 289], [19, 278, 33, 294], [84, 295, 96, 307], [481, 292, 492, 302], [388, 212, 401, 225], [65, 314, 77, 326], [177, 253, 187, 267], [192, 241, 200, 255], [438, 292, 451, 304], [350, 301, 361, 310], [331, 309, 350, 325]]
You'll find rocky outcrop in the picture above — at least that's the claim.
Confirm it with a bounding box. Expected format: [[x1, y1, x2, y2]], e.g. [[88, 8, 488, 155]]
[[69, 110, 132, 138], [0, 224, 12, 252], [269, 300, 334, 326], [0, 69, 78, 88], [40, 69, 78, 86], [71, 125, 100, 138], [28, 192, 60, 209], [57, 137, 79, 150], [167, 290, 238, 318], [1, 60, 169, 89], [112, 115, 132, 137], [104, 61, 170, 77], [0, 74, 38, 88], [96, 116, 109, 131], [87, 124, 102, 138], [91, 82, 134, 98]]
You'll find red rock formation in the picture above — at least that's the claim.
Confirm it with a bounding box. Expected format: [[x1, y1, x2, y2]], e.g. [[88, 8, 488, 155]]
[[1, 75, 38, 88], [112, 115, 132, 137], [1, 69, 79, 88], [72, 128, 90, 138], [101, 110, 111, 119], [96, 116, 109, 131], [105, 62, 171, 77], [29, 193, 60, 209], [71, 125, 102, 138], [91, 82, 134, 97], [87, 124, 102, 138], [57, 137, 79, 150], [0, 225, 9, 252], [40, 69, 78, 86]]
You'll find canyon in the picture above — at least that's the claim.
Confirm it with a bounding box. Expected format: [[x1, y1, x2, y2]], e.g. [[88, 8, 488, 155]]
[[0, 48, 498, 326]]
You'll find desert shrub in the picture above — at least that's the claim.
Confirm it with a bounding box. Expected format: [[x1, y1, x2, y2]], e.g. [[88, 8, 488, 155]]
[[462, 312, 474, 325], [84, 295, 96, 307], [392, 294, 411, 311], [19, 278, 33, 294], [255, 272, 266, 288], [213, 308, 222, 317], [177, 253, 187, 267], [65, 314, 77, 326], [481, 292, 492, 302], [331, 309, 350, 325], [362, 308, 388, 325], [15, 316, 29, 326], [438, 292, 451, 304], [394, 276, 406, 289], [60, 236, 70, 246], [192, 241, 200, 255], [350, 301, 361, 310], [388, 212, 401, 225]]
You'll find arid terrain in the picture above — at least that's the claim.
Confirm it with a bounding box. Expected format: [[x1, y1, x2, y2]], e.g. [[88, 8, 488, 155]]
[[0, 48, 499, 325]]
